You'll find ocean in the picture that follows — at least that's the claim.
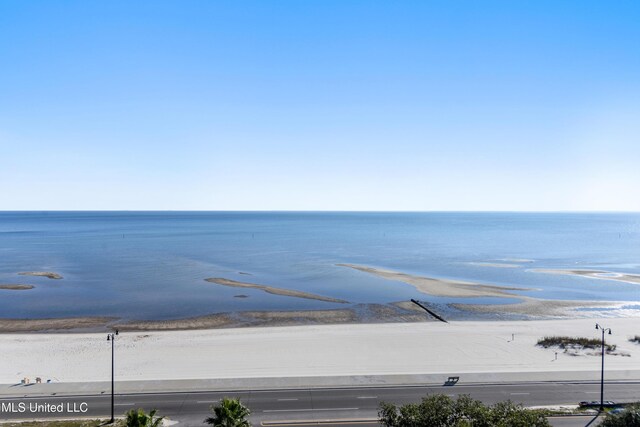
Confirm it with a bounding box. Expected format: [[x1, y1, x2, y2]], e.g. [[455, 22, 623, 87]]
[[0, 211, 639, 321]]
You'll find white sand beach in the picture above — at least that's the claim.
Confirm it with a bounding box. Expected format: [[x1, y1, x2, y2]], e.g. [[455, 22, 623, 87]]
[[1, 318, 639, 385]]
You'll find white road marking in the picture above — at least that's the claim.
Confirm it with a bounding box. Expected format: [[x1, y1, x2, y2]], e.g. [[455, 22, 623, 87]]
[[261, 421, 378, 427], [263, 407, 358, 413], [510, 392, 530, 395], [277, 398, 299, 401], [115, 403, 135, 406], [357, 396, 378, 399], [197, 401, 218, 403]]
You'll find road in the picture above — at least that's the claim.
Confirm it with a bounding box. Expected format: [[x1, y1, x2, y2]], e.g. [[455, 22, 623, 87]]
[[0, 381, 636, 426]]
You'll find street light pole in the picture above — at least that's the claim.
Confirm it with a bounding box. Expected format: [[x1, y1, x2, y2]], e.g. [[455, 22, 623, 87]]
[[595, 323, 612, 412], [107, 329, 119, 424]]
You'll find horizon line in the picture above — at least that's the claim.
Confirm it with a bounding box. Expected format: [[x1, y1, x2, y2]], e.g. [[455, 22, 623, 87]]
[[1, 209, 639, 214]]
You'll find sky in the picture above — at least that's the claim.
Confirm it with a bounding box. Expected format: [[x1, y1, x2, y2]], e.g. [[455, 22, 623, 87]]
[[1, 1, 639, 211]]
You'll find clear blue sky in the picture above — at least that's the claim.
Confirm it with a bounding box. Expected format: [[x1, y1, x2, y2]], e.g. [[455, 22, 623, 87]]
[[1, 1, 639, 211]]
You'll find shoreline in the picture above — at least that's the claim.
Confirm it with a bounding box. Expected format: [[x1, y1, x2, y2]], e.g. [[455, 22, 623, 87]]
[[0, 299, 633, 333], [0, 317, 118, 333], [0, 304, 435, 333]]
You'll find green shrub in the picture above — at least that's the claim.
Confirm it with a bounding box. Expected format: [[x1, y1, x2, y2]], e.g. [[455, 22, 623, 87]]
[[599, 404, 640, 426], [205, 397, 251, 427], [379, 394, 550, 427], [125, 408, 164, 427]]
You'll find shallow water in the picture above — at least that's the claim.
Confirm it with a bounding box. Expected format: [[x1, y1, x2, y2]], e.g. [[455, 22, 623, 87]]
[[0, 211, 639, 320]]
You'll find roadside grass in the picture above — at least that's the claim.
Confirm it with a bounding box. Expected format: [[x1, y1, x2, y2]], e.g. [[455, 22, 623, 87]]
[[0, 420, 122, 427], [540, 402, 640, 416], [537, 336, 616, 353]]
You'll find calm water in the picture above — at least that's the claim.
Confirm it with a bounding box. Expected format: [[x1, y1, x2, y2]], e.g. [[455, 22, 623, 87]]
[[0, 212, 639, 320]]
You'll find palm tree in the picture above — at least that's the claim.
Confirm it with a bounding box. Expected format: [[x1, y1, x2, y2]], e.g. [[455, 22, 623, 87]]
[[205, 397, 251, 427], [125, 408, 164, 427]]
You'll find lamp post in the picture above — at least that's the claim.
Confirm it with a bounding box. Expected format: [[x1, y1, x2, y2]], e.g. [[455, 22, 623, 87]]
[[107, 329, 119, 424], [595, 323, 612, 412]]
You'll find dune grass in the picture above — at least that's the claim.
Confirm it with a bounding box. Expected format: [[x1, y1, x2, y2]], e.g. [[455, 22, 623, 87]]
[[537, 336, 616, 352]]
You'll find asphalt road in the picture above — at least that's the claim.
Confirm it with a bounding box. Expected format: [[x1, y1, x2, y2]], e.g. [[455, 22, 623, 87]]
[[1, 381, 636, 426]]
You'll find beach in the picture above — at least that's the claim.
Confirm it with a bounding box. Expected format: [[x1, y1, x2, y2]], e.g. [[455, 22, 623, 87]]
[[1, 318, 638, 385]]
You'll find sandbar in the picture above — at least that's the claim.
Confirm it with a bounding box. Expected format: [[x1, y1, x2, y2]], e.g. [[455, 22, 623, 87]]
[[532, 269, 640, 285], [113, 304, 432, 331], [450, 298, 619, 318], [468, 262, 521, 268], [0, 284, 34, 291], [0, 317, 115, 333], [498, 258, 534, 263], [338, 263, 532, 298], [0, 303, 434, 333], [205, 277, 349, 303], [115, 310, 357, 332], [116, 313, 236, 331], [239, 309, 357, 326], [18, 271, 63, 280]]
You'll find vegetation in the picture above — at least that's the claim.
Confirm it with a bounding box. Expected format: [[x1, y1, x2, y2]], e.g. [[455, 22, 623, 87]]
[[0, 409, 165, 427], [125, 408, 164, 427], [537, 336, 616, 352], [378, 394, 551, 427], [1, 421, 115, 427], [205, 397, 251, 427], [600, 404, 640, 426]]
